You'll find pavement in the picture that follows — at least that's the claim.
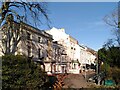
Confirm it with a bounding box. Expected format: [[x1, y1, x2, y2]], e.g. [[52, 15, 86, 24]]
[[62, 71, 96, 88]]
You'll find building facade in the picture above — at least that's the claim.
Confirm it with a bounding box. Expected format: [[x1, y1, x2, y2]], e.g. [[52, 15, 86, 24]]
[[46, 27, 82, 74], [79, 45, 97, 72], [46, 27, 97, 74], [51, 41, 67, 74], [67, 36, 80, 74], [0, 21, 54, 73], [0, 23, 97, 74]]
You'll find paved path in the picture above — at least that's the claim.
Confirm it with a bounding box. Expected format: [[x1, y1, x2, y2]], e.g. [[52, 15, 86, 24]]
[[62, 71, 95, 88]]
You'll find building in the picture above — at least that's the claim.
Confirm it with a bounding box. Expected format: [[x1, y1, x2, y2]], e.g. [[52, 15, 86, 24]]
[[46, 27, 97, 74], [0, 23, 97, 74], [46, 27, 70, 60], [46, 27, 70, 74], [0, 21, 53, 72], [79, 45, 97, 72], [51, 41, 67, 74], [46, 27, 81, 74], [67, 36, 80, 74]]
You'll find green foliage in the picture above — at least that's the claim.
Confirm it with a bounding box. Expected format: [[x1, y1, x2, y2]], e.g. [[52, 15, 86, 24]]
[[98, 46, 120, 68], [100, 63, 110, 72], [98, 46, 120, 85], [98, 48, 106, 62], [102, 66, 120, 85], [2, 54, 48, 89], [111, 67, 120, 85]]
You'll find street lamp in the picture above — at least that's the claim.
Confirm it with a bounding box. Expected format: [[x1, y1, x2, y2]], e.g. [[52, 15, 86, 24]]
[[85, 63, 86, 80]]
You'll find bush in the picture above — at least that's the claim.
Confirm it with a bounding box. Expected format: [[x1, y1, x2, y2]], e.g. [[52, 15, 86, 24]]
[[111, 67, 120, 85], [100, 63, 120, 85], [2, 54, 48, 89], [100, 62, 111, 74]]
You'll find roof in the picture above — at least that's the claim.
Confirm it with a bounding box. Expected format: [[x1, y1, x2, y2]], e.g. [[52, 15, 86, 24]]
[[1, 21, 53, 40], [86, 47, 97, 56], [20, 21, 53, 40]]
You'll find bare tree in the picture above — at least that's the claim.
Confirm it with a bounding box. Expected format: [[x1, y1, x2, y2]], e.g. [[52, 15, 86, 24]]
[[0, 1, 49, 26], [103, 9, 120, 47], [0, 1, 49, 55]]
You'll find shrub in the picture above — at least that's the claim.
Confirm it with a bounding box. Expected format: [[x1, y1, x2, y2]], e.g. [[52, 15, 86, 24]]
[[2, 54, 48, 89], [111, 67, 120, 85]]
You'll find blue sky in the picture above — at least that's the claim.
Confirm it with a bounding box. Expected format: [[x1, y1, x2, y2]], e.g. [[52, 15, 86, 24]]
[[0, 2, 118, 51], [40, 2, 117, 51]]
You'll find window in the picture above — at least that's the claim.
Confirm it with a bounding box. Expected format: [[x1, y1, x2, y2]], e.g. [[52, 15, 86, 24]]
[[38, 37, 42, 43], [38, 48, 43, 58], [27, 32, 31, 40], [38, 37, 41, 43], [38, 48, 40, 58], [46, 40, 49, 45], [28, 45, 31, 57], [74, 63, 76, 69]]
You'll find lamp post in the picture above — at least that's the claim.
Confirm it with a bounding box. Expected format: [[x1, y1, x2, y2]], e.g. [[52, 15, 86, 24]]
[[96, 59, 99, 75], [85, 63, 86, 80]]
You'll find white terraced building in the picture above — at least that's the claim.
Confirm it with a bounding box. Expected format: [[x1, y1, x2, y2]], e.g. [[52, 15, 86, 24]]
[[0, 23, 97, 74], [46, 27, 97, 74]]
